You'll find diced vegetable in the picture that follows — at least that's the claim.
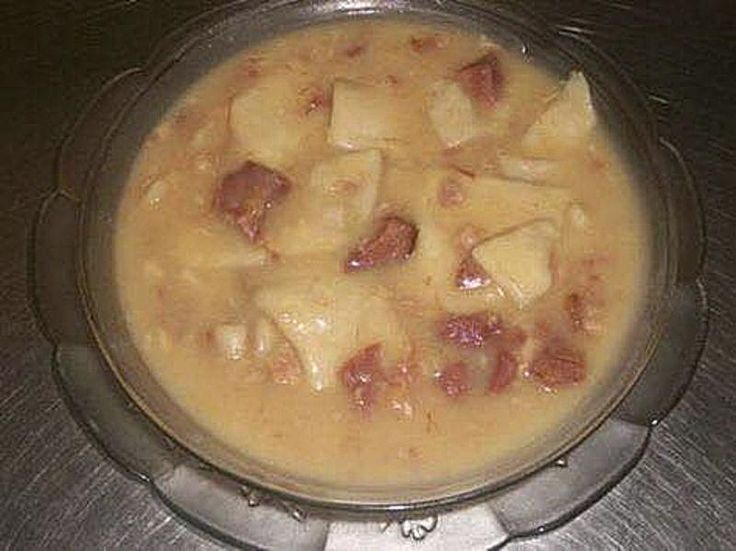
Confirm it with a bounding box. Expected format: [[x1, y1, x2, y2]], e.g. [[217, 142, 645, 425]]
[[169, 226, 270, 269], [253, 316, 278, 358], [268, 149, 383, 255], [565, 203, 589, 230], [328, 80, 405, 149], [253, 276, 409, 391], [143, 177, 168, 207], [497, 154, 557, 182], [428, 79, 479, 147], [310, 149, 381, 224], [523, 72, 596, 154], [211, 324, 248, 360], [418, 171, 572, 238], [190, 107, 228, 153], [230, 72, 327, 167], [472, 220, 559, 308]]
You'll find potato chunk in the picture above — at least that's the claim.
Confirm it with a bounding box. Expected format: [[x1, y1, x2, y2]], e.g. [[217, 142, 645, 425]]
[[472, 220, 559, 308], [419, 171, 572, 236], [230, 71, 326, 168], [309, 149, 381, 222], [268, 150, 382, 255], [428, 79, 479, 147], [522, 72, 596, 155], [497, 154, 557, 182], [168, 226, 270, 269], [328, 80, 406, 150], [253, 276, 408, 391]]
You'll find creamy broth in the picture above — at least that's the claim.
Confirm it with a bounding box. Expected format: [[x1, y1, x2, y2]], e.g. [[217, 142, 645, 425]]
[[115, 20, 647, 486]]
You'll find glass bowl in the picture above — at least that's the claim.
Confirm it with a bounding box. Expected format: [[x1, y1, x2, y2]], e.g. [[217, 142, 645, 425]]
[[34, 0, 707, 547]]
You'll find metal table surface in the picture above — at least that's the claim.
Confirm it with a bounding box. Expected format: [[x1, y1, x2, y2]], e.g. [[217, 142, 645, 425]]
[[1, 1, 734, 549]]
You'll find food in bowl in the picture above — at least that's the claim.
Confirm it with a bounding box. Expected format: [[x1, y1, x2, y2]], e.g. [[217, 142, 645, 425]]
[[115, 19, 648, 487]]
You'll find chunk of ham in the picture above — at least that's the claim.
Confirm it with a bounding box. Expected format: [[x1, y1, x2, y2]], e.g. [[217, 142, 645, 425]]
[[437, 361, 470, 398], [344, 216, 418, 273], [565, 288, 603, 335], [437, 177, 466, 207], [455, 255, 491, 291], [214, 161, 291, 241], [438, 312, 527, 395], [409, 35, 441, 54], [456, 52, 504, 109], [528, 339, 586, 388], [340, 343, 385, 413], [488, 350, 518, 393], [438, 312, 503, 349]]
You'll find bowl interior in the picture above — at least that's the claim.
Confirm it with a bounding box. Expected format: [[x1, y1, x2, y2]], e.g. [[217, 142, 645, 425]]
[[79, 0, 673, 511]]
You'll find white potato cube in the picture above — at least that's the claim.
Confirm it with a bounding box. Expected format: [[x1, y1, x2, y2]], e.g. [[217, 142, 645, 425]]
[[522, 72, 596, 155], [268, 150, 382, 255], [418, 171, 572, 236], [472, 220, 559, 308], [254, 276, 408, 391], [497, 154, 558, 182], [328, 80, 405, 150], [190, 107, 228, 153], [212, 324, 248, 361], [230, 72, 325, 168], [169, 226, 270, 269], [428, 79, 479, 147], [310, 149, 381, 222]]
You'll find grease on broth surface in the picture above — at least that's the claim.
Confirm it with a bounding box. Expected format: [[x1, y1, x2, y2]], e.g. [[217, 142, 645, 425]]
[[115, 20, 647, 486]]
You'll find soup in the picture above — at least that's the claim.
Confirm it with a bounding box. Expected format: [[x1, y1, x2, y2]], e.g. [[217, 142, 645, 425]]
[[115, 19, 647, 487]]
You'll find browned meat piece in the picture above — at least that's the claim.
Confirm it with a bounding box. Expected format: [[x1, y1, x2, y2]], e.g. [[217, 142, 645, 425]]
[[456, 52, 504, 109], [455, 255, 491, 291], [344, 216, 418, 273], [438, 177, 466, 207], [344, 43, 366, 58], [409, 35, 440, 54], [214, 161, 291, 241], [438, 312, 502, 349], [565, 292, 586, 331], [340, 343, 385, 413], [437, 361, 470, 398], [528, 340, 586, 387], [500, 324, 528, 352], [304, 88, 331, 115], [565, 288, 603, 335], [488, 350, 517, 393]]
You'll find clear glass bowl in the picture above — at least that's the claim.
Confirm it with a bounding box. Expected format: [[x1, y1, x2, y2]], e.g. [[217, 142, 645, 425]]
[[34, 0, 707, 547]]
